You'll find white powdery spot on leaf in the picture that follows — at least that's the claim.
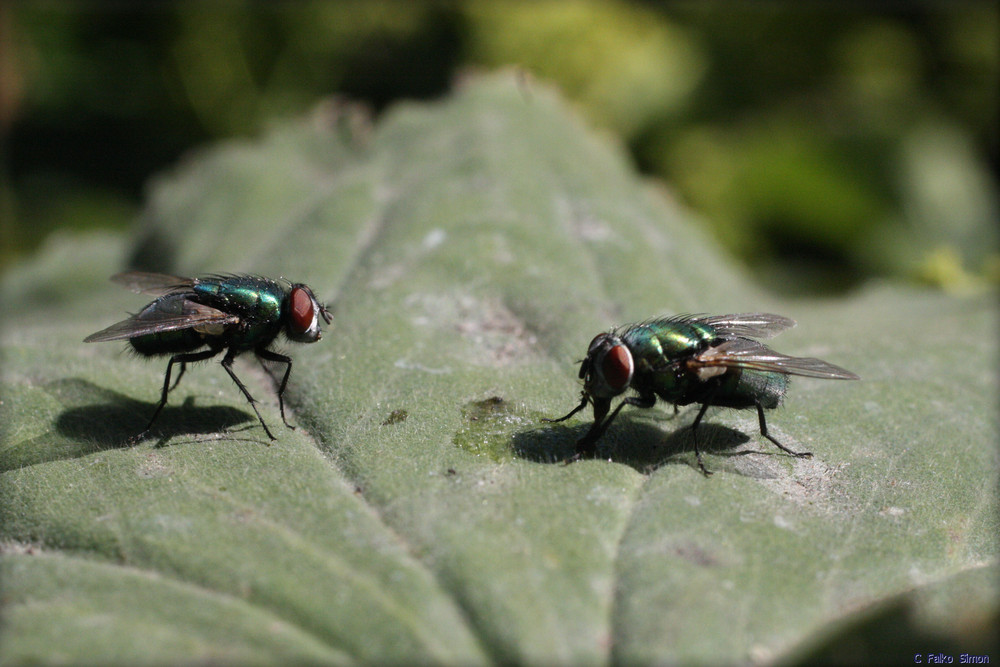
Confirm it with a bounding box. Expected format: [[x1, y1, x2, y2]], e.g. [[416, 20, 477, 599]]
[[406, 291, 540, 366]]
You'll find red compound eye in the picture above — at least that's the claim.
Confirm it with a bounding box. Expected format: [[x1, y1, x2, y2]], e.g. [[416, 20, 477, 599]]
[[289, 287, 315, 333], [601, 344, 633, 391]]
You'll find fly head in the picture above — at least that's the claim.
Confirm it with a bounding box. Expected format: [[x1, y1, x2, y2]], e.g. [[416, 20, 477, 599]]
[[582, 333, 634, 400], [285, 284, 333, 343]]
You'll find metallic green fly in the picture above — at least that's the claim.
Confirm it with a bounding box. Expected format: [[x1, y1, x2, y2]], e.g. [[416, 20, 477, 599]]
[[546, 313, 859, 474], [85, 271, 332, 443]]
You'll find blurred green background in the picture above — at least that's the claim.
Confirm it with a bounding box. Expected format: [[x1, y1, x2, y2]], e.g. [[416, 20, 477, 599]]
[[2, 1, 997, 294]]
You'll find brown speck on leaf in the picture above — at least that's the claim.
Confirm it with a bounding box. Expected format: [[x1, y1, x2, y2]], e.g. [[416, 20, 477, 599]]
[[381, 409, 408, 425]]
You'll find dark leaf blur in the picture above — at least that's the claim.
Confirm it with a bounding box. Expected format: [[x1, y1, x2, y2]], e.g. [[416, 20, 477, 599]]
[[3, 1, 997, 293]]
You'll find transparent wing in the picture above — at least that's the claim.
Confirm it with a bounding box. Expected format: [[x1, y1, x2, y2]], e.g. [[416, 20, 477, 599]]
[[110, 271, 194, 296], [694, 313, 796, 339], [84, 298, 239, 342], [692, 337, 859, 380]]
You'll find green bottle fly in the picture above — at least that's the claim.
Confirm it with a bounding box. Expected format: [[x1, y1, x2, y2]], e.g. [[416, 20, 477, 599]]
[[546, 313, 859, 475], [85, 271, 332, 443]]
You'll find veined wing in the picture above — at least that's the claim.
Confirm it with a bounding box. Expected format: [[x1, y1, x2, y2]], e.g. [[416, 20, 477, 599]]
[[84, 298, 239, 342], [110, 271, 194, 296], [692, 337, 859, 380], [695, 313, 796, 339]]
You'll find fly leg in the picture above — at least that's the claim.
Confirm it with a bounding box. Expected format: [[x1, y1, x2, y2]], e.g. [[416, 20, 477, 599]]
[[131, 348, 218, 444], [542, 393, 595, 464], [565, 399, 614, 463], [221, 350, 276, 441], [256, 348, 295, 430], [756, 401, 812, 458], [566, 393, 656, 464], [542, 393, 589, 424], [167, 362, 186, 393], [689, 401, 714, 476]]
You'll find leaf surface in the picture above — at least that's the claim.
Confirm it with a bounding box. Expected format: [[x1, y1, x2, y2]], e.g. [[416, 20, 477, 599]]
[[2, 73, 996, 665]]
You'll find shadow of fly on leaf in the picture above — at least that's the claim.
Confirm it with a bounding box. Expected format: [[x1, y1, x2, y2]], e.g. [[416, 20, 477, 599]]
[[0, 378, 253, 472], [56, 392, 254, 451], [543, 313, 859, 476], [520, 408, 752, 475]]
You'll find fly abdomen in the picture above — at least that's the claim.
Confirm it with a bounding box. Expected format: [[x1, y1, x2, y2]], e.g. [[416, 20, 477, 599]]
[[127, 294, 208, 356], [724, 369, 787, 409], [130, 328, 206, 356]]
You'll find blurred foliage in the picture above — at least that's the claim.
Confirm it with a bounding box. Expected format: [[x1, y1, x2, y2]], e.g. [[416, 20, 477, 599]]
[[3, 1, 997, 292]]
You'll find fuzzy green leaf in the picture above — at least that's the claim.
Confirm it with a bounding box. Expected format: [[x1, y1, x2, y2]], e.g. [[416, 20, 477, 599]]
[[2, 73, 996, 665]]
